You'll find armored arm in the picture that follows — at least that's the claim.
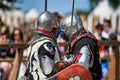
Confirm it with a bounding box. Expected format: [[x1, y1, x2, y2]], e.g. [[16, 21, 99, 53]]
[[75, 45, 94, 69]]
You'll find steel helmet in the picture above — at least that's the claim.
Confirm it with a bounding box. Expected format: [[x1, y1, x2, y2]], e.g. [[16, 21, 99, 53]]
[[61, 15, 83, 38], [35, 11, 59, 38]]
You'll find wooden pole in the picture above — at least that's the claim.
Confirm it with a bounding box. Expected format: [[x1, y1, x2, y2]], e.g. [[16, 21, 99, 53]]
[[109, 46, 116, 80], [113, 45, 120, 80], [8, 49, 23, 80]]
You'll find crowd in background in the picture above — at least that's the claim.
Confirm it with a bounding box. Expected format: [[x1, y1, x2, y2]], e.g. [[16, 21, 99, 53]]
[[0, 14, 34, 79], [0, 12, 119, 80], [0, 12, 64, 80], [94, 19, 117, 79]]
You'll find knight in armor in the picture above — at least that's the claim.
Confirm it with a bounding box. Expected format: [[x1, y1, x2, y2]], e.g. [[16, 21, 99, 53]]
[[21, 11, 62, 80], [61, 15, 102, 80]]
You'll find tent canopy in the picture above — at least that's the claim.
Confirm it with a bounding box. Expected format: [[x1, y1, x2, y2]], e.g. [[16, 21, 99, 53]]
[[90, 0, 114, 19], [25, 8, 39, 23], [114, 5, 120, 15], [88, 0, 114, 32]]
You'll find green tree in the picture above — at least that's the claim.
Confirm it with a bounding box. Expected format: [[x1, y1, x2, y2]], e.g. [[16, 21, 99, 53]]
[[90, 0, 120, 11], [109, 0, 120, 9], [89, 0, 101, 11], [0, 0, 22, 9], [76, 10, 89, 16]]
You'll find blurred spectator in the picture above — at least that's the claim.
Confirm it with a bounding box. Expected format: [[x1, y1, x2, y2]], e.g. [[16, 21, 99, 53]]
[[94, 23, 109, 78], [0, 33, 10, 58], [109, 33, 117, 40], [53, 12, 62, 24], [25, 29, 34, 42], [10, 28, 27, 80], [10, 28, 24, 58], [109, 33, 118, 55], [11, 28, 24, 43], [53, 12, 66, 55], [0, 62, 12, 80], [102, 19, 112, 39], [57, 36, 66, 55], [0, 32, 12, 80], [94, 23, 104, 40], [0, 26, 10, 58], [57, 26, 66, 56]]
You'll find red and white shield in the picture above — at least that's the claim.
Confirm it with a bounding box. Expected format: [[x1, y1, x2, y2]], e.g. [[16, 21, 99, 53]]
[[55, 64, 92, 80]]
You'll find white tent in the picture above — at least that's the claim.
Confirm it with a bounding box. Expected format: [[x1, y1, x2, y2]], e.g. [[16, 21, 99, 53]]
[[25, 8, 39, 23], [1, 9, 24, 27], [4, 10, 12, 26], [12, 9, 25, 27], [88, 0, 114, 32], [12, 9, 24, 19], [112, 6, 120, 33]]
